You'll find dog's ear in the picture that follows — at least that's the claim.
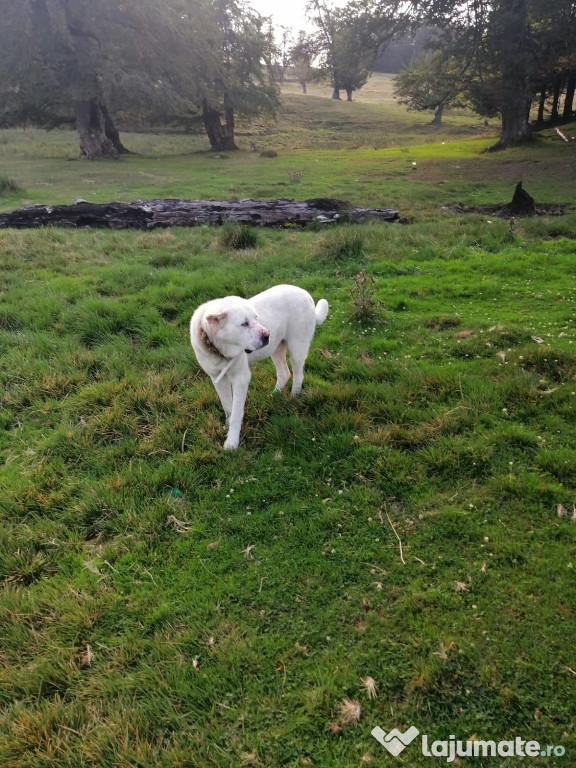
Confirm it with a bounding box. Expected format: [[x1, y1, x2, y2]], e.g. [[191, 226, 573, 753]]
[[206, 312, 227, 326]]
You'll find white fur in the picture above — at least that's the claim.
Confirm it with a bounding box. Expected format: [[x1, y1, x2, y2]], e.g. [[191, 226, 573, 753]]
[[190, 284, 329, 450]]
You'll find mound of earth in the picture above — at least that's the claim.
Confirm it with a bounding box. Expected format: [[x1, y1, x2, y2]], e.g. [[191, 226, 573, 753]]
[[442, 201, 567, 218], [443, 181, 567, 218]]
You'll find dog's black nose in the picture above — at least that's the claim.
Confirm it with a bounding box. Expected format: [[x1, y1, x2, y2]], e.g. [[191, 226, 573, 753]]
[[261, 334, 269, 347]]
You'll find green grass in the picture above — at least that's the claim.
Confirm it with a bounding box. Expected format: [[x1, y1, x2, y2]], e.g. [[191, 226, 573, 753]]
[[0, 72, 509, 214], [217, 223, 262, 250], [1, 84, 576, 766]]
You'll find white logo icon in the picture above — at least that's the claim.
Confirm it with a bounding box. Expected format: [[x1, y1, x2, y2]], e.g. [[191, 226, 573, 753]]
[[372, 725, 420, 756]]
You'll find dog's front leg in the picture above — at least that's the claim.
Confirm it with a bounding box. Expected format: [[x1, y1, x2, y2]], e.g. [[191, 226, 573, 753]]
[[223, 363, 251, 451], [212, 374, 233, 426]]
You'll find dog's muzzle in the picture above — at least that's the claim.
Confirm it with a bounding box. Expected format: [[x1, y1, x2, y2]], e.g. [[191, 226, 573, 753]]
[[245, 332, 269, 354]]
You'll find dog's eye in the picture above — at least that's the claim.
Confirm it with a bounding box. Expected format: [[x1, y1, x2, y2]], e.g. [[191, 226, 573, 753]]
[[241, 320, 250, 327]]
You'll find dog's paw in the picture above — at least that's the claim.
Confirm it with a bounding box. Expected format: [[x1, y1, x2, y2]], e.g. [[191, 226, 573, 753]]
[[223, 437, 239, 451]]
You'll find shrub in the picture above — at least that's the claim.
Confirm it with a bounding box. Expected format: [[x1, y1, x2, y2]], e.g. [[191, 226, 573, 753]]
[[217, 223, 260, 250], [349, 269, 384, 324], [260, 149, 278, 158]]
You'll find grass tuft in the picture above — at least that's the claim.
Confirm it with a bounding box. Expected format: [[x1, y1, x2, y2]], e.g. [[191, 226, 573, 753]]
[[217, 223, 261, 250], [316, 226, 366, 261], [0, 176, 21, 196]]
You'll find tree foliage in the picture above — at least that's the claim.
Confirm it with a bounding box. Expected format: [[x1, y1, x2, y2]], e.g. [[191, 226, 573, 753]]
[[1, 0, 573, 157], [199, 0, 278, 151], [306, 0, 411, 100], [288, 31, 321, 94], [2, 2, 199, 116], [529, 0, 576, 123], [410, 0, 576, 149], [394, 51, 466, 124], [0, 0, 278, 156]]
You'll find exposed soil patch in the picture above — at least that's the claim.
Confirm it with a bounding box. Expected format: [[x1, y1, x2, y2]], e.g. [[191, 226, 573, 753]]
[[441, 201, 567, 218], [442, 182, 568, 219]]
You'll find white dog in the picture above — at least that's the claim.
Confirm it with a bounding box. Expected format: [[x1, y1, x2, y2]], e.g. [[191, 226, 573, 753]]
[[190, 284, 329, 450]]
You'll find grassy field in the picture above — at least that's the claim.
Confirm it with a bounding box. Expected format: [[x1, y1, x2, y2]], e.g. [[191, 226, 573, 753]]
[[1, 82, 576, 767]]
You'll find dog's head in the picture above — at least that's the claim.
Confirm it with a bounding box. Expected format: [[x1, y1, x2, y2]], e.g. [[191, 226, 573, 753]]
[[204, 298, 270, 357]]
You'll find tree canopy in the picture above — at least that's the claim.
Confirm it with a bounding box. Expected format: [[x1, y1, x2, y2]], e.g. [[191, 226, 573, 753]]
[[408, 0, 576, 149], [288, 31, 320, 94], [200, 0, 278, 151], [305, 0, 412, 100], [393, 50, 466, 125], [0, 0, 278, 156], [0, 0, 574, 155]]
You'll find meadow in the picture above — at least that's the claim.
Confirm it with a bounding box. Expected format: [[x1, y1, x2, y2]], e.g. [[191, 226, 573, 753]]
[[1, 77, 576, 766]]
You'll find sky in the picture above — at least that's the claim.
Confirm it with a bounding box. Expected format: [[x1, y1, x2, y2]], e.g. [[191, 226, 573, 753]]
[[250, 0, 312, 34]]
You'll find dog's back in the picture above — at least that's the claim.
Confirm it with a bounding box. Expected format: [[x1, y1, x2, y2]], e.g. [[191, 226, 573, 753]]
[[249, 284, 327, 356]]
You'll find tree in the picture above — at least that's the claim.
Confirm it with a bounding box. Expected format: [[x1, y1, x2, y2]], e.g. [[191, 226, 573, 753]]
[[274, 26, 293, 83], [198, 0, 279, 151], [483, 0, 532, 151], [306, 0, 414, 100], [0, 0, 202, 158], [0, 0, 278, 156], [410, 0, 575, 149], [529, 0, 576, 124], [454, 0, 575, 146], [307, 0, 352, 99], [289, 31, 319, 94], [333, 21, 372, 100], [308, 0, 395, 100], [394, 51, 465, 125]]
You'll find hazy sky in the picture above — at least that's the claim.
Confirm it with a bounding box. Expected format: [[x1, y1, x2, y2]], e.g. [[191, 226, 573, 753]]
[[250, 0, 311, 34]]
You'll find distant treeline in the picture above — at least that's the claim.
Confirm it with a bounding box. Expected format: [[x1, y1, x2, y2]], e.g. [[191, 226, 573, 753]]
[[371, 29, 434, 74]]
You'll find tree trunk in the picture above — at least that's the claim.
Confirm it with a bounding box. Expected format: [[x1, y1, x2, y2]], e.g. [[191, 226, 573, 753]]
[[331, 87, 341, 100], [537, 87, 546, 124], [487, 0, 532, 152], [300, 80, 307, 94], [0, 197, 400, 229], [100, 102, 131, 155], [550, 76, 561, 123], [431, 102, 445, 126], [202, 98, 238, 151], [345, 88, 353, 101], [488, 97, 532, 151], [74, 99, 120, 160], [562, 72, 575, 120], [504, 180, 535, 216]]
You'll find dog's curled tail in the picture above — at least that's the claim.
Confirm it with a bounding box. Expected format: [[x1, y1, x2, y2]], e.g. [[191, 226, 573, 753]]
[[315, 298, 329, 325]]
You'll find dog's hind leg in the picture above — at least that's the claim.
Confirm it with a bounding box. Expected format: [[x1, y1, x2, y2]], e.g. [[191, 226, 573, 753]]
[[271, 341, 291, 391], [287, 339, 311, 396]]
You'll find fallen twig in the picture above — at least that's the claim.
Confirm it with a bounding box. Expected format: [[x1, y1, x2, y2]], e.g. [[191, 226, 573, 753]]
[[384, 510, 406, 566]]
